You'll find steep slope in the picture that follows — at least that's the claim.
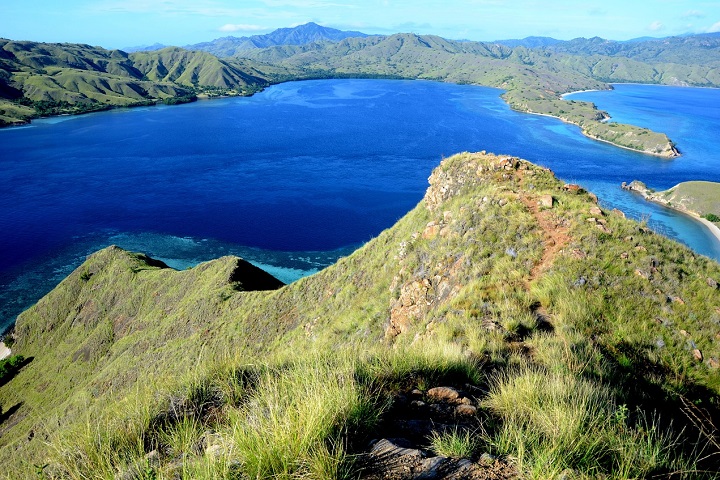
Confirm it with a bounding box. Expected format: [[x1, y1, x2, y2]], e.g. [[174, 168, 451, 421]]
[[1, 153, 719, 478], [187, 22, 369, 57], [129, 47, 267, 89]]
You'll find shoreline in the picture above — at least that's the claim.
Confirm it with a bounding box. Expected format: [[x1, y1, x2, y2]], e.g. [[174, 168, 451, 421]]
[[621, 181, 720, 252], [560, 88, 605, 99], [521, 109, 678, 158]]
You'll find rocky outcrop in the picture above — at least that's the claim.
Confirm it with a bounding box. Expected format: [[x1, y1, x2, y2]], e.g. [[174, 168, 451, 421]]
[[358, 382, 516, 480]]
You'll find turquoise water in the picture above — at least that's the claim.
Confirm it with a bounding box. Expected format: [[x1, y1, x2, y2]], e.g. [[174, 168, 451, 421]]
[[1, 79, 719, 332]]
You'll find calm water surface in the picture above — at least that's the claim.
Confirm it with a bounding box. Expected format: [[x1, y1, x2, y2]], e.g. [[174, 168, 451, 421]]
[[1, 80, 719, 331]]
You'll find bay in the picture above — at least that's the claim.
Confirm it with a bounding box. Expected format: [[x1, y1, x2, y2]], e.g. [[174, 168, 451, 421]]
[[1, 79, 719, 332]]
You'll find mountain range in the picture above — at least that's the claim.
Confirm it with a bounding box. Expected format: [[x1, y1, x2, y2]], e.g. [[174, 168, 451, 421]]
[[184, 21, 369, 57]]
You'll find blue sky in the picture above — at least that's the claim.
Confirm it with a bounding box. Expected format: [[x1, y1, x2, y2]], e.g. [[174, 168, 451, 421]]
[[2, 0, 720, 49]]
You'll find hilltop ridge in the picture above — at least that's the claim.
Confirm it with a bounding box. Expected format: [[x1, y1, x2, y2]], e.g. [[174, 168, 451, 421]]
[[1, 152, 719, 478]]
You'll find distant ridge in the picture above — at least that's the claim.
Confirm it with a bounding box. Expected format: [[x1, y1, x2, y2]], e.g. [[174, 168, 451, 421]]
[[492, 36, 563, 48], [186, 22, 370, 57], [123, 42, 169, 53]]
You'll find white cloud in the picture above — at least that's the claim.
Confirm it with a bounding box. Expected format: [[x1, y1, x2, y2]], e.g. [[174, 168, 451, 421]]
[[219, 24, 267, 32], [708, 21, 720, 33], [262, 0, 356, 7], [648, 21, 664, 32], [92, 0, 247, 17], [683, 10, 705, 19]]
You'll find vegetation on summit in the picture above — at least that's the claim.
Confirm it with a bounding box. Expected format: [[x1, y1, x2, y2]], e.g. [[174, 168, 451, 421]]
[[1, 152, 719, 478]]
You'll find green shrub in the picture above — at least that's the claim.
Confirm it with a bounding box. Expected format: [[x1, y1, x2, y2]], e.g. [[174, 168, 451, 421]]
[[702, 213, 720, 222], [0, 355, 25, 383]]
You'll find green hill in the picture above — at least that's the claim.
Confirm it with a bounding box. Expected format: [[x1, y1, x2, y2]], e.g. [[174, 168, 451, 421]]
[[0, 40, 276, 126], [129, 47, 267, 91], [1, 152, 719, 479]]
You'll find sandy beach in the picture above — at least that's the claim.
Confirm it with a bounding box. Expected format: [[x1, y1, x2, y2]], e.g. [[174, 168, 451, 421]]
[[698, 217, 720, 244], [560, 89, 604, 99], [0, 341, 11, 360]]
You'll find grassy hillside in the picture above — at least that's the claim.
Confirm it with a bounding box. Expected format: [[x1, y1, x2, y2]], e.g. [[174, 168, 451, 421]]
[[1, 153, 719, 478], [0, 40, 276, 125]]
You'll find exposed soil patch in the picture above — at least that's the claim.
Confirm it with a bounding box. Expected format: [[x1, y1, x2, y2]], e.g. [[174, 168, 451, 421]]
[[520, 193, 570, 285]]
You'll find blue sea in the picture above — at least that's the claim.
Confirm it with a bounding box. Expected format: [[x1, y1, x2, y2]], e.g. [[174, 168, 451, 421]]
[[1, 79, 719, 332]]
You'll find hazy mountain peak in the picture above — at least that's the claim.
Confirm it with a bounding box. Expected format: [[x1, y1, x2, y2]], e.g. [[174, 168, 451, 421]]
[[185, 22, 369, 57]]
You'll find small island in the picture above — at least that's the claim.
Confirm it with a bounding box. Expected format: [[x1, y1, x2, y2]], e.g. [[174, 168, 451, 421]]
[[622, 179, 720, 241]]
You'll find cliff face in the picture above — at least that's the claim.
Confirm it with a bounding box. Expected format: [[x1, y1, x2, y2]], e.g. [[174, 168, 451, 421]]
[[1, 152, 720, 478]]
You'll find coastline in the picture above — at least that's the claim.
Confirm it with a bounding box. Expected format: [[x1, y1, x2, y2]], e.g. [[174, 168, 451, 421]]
[[560, 88, 605, 99], [621, 181, 720, 252], [520, 109, 678, 158]]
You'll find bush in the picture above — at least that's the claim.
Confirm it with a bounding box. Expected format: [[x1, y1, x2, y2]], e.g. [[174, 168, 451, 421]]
[[702, 213, 720, 222], [0, 355, 25, 383]]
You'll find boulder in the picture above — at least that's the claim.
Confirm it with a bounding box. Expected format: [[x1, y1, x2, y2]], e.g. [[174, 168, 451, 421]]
[[693, 349, 704, 362], [427, 386, 460, 402], [454, 404, 477, 416], [537, 194, 554, 208], [589, 206, 603, 216]]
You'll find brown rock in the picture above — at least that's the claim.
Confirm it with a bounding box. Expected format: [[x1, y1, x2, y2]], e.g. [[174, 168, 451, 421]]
[[679, 329, 689, 337], [708, 358, 720, 369], [427, 386, 460, 402], [423, 222, 440, 239], [596, 224, 612, 234], [693, 349, 704, 362], [635, 269, 650, 280], [612, 208, 626, 218], [498, 157, 519, 170], [455, 404, 478, 416], [707, 277, 719, 289], [537, 194, 554, 208], [563, 183, 582, 193], [589, 206, 603, 216], [588, 193, 599, 203]]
